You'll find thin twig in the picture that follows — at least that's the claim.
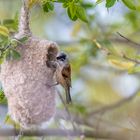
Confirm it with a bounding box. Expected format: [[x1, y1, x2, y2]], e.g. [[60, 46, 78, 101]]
[[55, 109, 124, 132], [89, 87, 140, 116], [93, 38, 140, 65], [56, 35, 140, 52], [57, 91, 77, 130], [122, 54, 140, 64], [117, 32, 140, 48]]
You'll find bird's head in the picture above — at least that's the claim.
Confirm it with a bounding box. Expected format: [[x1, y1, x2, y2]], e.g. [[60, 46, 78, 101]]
[[56, 52, 67, 62]]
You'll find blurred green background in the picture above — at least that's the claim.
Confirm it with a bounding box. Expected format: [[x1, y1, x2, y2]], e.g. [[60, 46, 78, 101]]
[[1, 0, 140, 139]]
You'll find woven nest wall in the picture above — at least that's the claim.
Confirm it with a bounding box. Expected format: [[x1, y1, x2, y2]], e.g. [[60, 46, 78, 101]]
[[0, 1, 59, 128], [0, 38, 58, 127]]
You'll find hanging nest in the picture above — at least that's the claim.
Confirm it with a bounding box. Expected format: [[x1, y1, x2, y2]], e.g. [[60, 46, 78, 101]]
[[0, 1, 58, 128]]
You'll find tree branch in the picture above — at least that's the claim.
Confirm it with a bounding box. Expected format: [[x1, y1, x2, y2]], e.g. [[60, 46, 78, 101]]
[[0, 127, 139, 140], [93, 38, 140, 65], [0, 128, 111, 138], [116, 32, 140, 49], [122, 54, 140, 64], [56, 32, 140, 51], [89, 87, 140, 116]]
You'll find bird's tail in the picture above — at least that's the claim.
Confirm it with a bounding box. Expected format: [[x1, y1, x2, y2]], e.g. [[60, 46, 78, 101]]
[[65, 86, 72, 104]]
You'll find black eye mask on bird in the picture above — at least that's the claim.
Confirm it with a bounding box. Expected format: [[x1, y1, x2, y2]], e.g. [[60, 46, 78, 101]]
[[56, 52, 67, 61]]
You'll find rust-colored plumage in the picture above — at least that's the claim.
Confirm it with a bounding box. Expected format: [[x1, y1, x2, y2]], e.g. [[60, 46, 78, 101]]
[[56, 53, 72, 104]]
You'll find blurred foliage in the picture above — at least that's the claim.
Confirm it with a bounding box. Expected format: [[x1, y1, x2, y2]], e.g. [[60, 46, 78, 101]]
[[4, 114, 20, 129], [29, 0, 140, 22], [0, 32, 28, 64], [0, 88, 7, 104], [41, 0, 90, 22], [0, 13, 28, 65]]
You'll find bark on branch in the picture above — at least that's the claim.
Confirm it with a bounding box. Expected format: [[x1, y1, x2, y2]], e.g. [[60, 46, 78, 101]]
[[0, 128, 139, 140], [0, 128, 102, 138]]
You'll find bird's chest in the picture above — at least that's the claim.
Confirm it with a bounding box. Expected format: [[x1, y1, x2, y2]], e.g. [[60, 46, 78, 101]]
[[55, 67, 65, 86]]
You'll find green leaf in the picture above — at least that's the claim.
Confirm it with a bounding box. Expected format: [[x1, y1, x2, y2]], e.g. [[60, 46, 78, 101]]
[[42, 1, 54, 12], [2, 18, 18, 31], [5, 49, 11, 60], [0, 52, 5, 60], [106, 0, 116, 8], [71, 15, 78, 21], [75, 0, 79, 2], [128, 66, 140, 74], [11, 40, 18, 47], [4, 115, 20, 128], [0, 89, 4, 100], [107, 55, 135, 69], [0, 57, 4, 64], [0, 34, 8, 40], [17, 36, 28, 43], [1, 39, 10, 49], [11, 49, 21, 60], [69, 3, 77, 18], [57, 0, 67, 3], [69, 103, 87, 115], [67, 7, 78, 21], [3, 19, 15, 26], [74, 104, 87, 114], [5, 49, 21, 60], [63, 2, 69, 8], [81, 2, 94, 9], [135, 55, 140, 59], [47, 2, 54, 11], [96, 0, 104, 4], [0, 25, 9, 37], [136, 5, 140, 11], [121, 0, 136, 10], [76, 5, 88, 22], [0, 89, 7, 104], [42, 2, 49, 12]]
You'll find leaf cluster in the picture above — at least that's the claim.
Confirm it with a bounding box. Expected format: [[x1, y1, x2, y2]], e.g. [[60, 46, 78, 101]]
[[0, 13, 18, 34], [0, 15, 28, 64], [27, 0, 140, 24], [28, 0, 140, 23], [41, 0, 89, 22], [92, 39, 140, 75], [97, 0, 140, 10], [0, 88, 7, 104], [0, 31, 28, 64]]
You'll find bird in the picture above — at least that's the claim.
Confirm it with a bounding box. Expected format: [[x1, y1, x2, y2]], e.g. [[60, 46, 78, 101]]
[[55, 52, 72, 104]]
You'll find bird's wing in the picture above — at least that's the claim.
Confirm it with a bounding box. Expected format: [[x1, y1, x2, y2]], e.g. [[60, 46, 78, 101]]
[[62, 63, 71, 87]]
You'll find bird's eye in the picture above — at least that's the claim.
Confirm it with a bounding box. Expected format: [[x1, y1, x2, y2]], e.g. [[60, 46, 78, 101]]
[[57, 55, 66, 61]]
